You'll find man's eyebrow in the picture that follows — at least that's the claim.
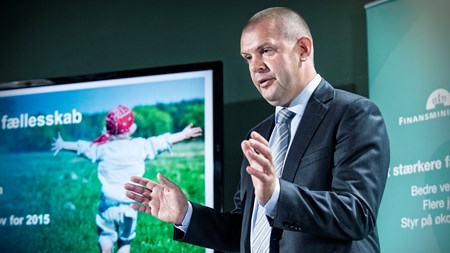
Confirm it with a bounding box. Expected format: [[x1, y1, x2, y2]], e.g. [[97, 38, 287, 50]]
[[257, 42, 273, 49], [241, 42, 274, 55]]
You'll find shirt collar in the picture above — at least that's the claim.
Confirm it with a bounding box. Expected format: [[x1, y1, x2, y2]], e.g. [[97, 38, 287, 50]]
[[275, 74, 321, 121]]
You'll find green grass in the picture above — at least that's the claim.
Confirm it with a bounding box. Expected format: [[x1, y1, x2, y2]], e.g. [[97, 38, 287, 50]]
[[0, 141, 206, 253]]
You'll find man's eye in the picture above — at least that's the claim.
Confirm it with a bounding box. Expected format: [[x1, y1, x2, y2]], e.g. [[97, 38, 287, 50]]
[[263, 48, 273, 54]]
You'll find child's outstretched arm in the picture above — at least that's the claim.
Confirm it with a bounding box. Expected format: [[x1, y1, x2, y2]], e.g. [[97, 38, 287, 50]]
[[169, 123, 202, 144], [52, 132, 78, 156]]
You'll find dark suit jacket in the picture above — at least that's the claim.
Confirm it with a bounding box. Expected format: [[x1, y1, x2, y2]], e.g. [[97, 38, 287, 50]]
[[175, 79, 390, 253]]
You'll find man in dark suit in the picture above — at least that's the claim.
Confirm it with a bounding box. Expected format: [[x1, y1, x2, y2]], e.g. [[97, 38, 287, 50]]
[[124, 7, 390, 253]]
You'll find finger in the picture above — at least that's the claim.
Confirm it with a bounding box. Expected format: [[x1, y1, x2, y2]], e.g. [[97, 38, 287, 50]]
[[125, 190, 150, 204], [130, 203, 152, 215], [242, 139, 263, 159], [125, 182, 152, 196], [125, 191, 140, 201], [250, 131, 269, 146], [192, 132, 202, 137], [130, 176, 158, 190], [130, 203, 140, 210], [248, 138, 272, 161], [241, 140, 255, 161], [246, 165, 269, 181], [129, 176, 149, 185], [243, 141, 274, 177], [52, 145, 60, 156], [242, 142, 262, 170], [241, 139, 251, 151], [157, 173, 177, 187], [245, 147, 272, 169]]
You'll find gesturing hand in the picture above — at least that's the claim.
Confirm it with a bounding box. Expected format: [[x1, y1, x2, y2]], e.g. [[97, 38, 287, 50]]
[[241, 131, 277, 205], [124, 173, 188, 225]]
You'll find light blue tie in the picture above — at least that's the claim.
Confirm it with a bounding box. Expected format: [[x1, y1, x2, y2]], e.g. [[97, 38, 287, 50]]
[[272, 108, 295, 176], [251, 108, 295, 253]]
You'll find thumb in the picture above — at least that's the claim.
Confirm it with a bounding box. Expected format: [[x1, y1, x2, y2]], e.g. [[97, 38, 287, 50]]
[[157, 173, 177, 187]]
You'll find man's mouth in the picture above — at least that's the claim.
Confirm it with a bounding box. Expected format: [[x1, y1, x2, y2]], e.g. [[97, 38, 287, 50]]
[[258, 78, 275, 88]]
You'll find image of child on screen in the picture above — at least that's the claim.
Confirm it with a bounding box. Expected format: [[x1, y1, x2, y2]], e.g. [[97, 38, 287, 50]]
[[51, 104, 202, 253]]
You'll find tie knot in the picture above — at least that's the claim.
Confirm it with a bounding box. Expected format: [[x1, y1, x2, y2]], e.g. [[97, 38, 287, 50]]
[[277, 108, 295, 124]]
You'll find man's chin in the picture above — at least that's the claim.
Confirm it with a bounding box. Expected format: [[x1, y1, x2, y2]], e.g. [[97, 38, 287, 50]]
[[262, 96, 283, 107], [263, 96, 291, 107]]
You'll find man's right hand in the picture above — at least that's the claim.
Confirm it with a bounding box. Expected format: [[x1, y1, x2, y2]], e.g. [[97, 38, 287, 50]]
[[124, 173, 189, 225]]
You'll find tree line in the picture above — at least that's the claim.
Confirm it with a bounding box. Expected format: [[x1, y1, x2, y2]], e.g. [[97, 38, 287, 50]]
[[0, 99, 204, 153]]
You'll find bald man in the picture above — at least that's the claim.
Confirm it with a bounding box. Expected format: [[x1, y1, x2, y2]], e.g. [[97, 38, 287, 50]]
[[125, 7, 390, 253]]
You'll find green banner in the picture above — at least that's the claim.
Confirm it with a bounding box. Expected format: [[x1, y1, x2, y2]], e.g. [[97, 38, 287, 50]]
[[366, 0, 450, 252]]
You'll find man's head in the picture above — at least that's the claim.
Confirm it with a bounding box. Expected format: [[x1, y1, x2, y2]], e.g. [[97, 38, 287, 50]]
[[240, 7, 316, 107]]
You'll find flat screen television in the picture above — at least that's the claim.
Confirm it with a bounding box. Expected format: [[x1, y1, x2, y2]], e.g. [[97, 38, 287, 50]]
[[0, 61, 223, 253]]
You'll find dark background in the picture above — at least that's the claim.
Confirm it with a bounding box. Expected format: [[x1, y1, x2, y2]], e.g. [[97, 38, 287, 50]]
[[0, 0, 373, 211]]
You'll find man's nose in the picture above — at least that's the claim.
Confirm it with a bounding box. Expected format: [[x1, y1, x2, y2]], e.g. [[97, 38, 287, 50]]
[[250, 58, 267, 73]]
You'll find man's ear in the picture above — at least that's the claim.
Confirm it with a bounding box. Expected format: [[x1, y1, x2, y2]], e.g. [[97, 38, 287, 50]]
[[297, 36, 313, 62]]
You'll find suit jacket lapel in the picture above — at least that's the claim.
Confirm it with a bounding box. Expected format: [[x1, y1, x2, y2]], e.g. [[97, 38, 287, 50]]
[[258, 115, 275, 140], [241, 115, 275, 252], [244, 114, 275, 200], [281, 80, 334, 182]]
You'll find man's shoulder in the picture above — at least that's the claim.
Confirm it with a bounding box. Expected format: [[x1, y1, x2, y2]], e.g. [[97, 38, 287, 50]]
[[334, 88, 369, 103], [315, 79, 369, 105], [313, 80, 381, 116]]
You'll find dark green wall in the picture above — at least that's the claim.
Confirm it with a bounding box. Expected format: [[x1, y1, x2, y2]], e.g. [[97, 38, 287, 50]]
[[0, 0, 372, 211]]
